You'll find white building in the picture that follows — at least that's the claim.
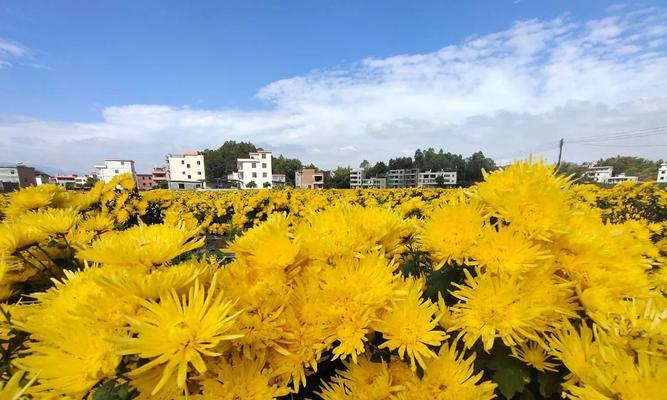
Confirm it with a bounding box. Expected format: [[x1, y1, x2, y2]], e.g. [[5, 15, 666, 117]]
[[584, 166, 614, 183], [361, 177, 386, 189], [350, 168, 365, 188], [605, 173, 638, 184], [49, 175, 77, 188], [388, 168, 419, 188], [167, 151, 206, 190], [272, 174, 287, 187], [95, 160, 136, 183], [228, 150, 273, 189], [657, 163, 667, 183], [418, 170, 457, 187]]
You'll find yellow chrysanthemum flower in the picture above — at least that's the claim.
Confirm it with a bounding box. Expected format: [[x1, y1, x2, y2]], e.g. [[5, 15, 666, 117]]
[[450, 269, 577, 351], [76, 223, 205, 268], [420, 197, 485, 268], [114, 274, 242, 394], [198, 354, 290, 399], [0, 371, 34, 400], [402, 343, 497, 400], [374, 279, 447, 370], [512, 341, 559, 372], [469, 225, 551, 275]]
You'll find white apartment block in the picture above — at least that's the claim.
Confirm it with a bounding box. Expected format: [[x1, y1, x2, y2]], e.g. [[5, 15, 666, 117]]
[[95, 160, 136, 183], [605, 174, 638, 184], [229, 150, 273, 189], [361, 177, 386, 189], [350, 168, 365, 188], [388, 168, 419, 188], [167, 151, 206, 190], [657, 163, 667, 183], [418, 170, 457, 187], [584, 166, 614, 183]]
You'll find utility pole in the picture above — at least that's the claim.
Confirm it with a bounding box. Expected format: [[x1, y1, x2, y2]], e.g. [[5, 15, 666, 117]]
[[556, 138, 564, 170]]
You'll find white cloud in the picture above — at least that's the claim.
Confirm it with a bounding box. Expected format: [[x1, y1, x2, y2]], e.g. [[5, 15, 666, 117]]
[[0, 38, 27, 68], [2, 7, 667, 173]]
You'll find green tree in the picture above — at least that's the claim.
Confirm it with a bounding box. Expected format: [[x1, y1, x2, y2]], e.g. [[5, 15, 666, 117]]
[[85, 175, 99, 188], [388, 157, 414, 170], [367, 161, 388, 177], [272, 155, 303, 186], [595, 156, 661, 181], [200, 141, 257, 183], [461, 151, 496, 186], [246, 181, 257, 188], [324, 167, 350, 188], [435, 175, 445, 188], [557, 161, 589, 180], [263, 181, 272, 188]]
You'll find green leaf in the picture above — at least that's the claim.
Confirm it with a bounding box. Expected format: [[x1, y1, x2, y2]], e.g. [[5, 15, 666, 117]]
[[488, 352, 532, 399], [537, 371, 562, 398], [93, 381, 136, 400], [520, 390, 537, 400]]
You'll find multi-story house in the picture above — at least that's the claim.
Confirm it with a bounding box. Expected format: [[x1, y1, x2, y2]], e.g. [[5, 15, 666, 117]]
[[152, 166, 169, 185], [295, 168, 324, 189], [361, 177, 387, 189], [418, 170, 457, 187], [0, 163, 37, 191], [228, 150, 273, 189], [167, 151, 206, 190], [583, 166, 614, 183], [272, 174, 286, 187], [136, 174, 155, 190], [387, 168, 420, 188], [350, 168, 365, 188], [657, 163, 667, 183], [605, 173, 638, 184], [50, 175, 77, 188], [95, 160, 136, 183], [34, 170, 51, 186]]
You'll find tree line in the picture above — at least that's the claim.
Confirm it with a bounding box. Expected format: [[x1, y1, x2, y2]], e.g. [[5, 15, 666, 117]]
[[558, 156, 663, 182], [200, 141, 497, 188]]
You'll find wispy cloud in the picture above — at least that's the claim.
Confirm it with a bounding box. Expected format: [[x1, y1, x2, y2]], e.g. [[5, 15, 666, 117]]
[[2, 6, 667, 172], [0, 37, 28, 68]]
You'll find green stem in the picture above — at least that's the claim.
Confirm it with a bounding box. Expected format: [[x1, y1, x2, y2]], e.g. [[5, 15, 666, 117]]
[[16, 251, 50, 279], [35, 244, 58, 266]]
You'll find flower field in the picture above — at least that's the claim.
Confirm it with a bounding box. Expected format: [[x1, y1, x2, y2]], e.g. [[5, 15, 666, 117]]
[[0, 161, 665, 399]]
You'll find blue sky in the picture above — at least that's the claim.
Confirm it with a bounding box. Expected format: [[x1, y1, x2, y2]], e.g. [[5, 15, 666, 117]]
[[1, 1, 666, 173]]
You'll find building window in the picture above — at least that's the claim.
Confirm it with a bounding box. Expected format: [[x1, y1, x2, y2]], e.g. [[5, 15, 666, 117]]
[[262, 153, 266, 159], [121, 161, 125, 165], [186, 164, 190, 168], [115, 169, 119, 173], [181, 160, 185, 164], [262, 172, 267, 178], [197, 171, 201, 175], [197, 161, 201, 165], [262, 163, 267, 168], [178, 183, 185, 189], [182, 171, 186, 175], [252, 163, 256, 168], [252, 172, 257, 178], [188, 175, 191, 179]]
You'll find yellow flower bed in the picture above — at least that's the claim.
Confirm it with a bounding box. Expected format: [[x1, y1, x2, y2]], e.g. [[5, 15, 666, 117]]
[[0, 161, 664, 399]]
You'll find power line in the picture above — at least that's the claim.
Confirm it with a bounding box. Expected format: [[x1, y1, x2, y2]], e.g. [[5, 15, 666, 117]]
[[567, 142, 667, 148], [565, 125, 667, 142], [491, 141, 561, 161]]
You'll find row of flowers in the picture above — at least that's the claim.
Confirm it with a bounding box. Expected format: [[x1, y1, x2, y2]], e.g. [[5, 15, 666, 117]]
[[0, 161, 664, 399]]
